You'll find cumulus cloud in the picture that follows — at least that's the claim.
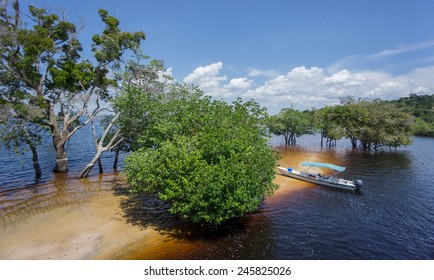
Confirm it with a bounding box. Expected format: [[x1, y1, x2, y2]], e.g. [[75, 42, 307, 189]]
[[323, 69, 367, 86], [183, 62, 254, 99], [183, 62, 434, 114], [225, 77, 254, 89], [183, 62, 227, 91]]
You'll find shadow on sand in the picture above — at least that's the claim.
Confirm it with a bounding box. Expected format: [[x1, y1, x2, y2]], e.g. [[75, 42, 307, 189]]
[[112, 183, 251, 242]]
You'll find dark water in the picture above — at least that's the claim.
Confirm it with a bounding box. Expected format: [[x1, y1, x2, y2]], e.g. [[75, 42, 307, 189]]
[[1, 132, 434, 259], [0, 123, 126, 188]]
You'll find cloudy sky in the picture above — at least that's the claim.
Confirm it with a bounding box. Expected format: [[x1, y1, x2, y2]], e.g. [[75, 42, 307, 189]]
[[22, 0, 434, 113]]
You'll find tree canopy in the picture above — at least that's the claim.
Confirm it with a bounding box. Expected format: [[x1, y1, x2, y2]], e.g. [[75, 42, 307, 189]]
[[311, 97, 414, 150], [389, 94, 434, 137], [121, 85, 278, 226], [267, 108, 313, 145], [1, 0, 145, 175]]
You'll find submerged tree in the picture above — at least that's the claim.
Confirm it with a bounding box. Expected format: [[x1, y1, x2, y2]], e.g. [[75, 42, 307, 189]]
[[267, 108, 313, 145], [312, 97, 414, 150], [391, 93, 434, 136], [0, 105, 45, 178], [122, 85, 278, 226], [0, 70, 46, 177], [0, 1, 145, 173], [312, 106, 345, 147]]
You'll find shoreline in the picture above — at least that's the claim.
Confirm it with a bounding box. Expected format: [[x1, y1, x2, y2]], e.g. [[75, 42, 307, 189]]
[[0, 155, 308, 260], [0, 183, 152, 260]]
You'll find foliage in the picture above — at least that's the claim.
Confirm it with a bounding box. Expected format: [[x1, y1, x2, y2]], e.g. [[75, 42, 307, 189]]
[[122, 85, 278, 226], [0, 92, 46, 177], [412, 118, 434, 137], [312, 107, 346, 147], [389, 94, 434, 136], [267, 108, 313, 145], [311, 97, 414, 150], [0, 1, 145, 173]]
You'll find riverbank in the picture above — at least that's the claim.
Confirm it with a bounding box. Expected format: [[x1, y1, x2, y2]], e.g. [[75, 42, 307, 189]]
[[0, 175, 144, 259]]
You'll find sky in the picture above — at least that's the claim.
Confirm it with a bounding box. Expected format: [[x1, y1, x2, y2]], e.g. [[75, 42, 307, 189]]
[[16, 0, 434, 113]]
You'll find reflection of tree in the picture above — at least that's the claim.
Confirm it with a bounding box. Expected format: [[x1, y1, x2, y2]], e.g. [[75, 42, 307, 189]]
[[114, 184, 276, 259], [343, 149, 412, 171]]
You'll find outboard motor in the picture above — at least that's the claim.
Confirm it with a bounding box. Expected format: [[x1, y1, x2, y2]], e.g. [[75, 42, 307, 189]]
[[355, 179, 364, 192]]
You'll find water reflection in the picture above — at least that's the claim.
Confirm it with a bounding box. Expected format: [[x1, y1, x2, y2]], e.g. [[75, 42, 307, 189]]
[[115, 185, 276, 259]]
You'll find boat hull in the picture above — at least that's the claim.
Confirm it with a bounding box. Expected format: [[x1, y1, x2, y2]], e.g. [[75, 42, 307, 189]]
[[277, 167, 357, 191]]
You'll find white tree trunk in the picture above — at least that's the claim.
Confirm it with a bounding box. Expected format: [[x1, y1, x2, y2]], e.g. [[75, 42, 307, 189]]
[[79, 112, 122, 178]]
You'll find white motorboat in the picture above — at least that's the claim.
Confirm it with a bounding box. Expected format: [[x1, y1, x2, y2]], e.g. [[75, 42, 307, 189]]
[[277, 161, 363, 192]]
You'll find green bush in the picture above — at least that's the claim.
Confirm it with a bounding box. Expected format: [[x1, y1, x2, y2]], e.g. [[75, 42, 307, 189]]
[[123, 88, 278, 226]]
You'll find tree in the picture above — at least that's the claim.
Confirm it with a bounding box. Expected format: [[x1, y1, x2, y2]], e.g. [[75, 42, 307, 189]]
[[267, 108, 313, 145], [0, 71, 46, 177], [312, 106, 345, 147], [390, 93, 434, 136], [315, 97, 415, 150], [122, 85, 278, 226], [78, 111, 122, 178], [76, 57, 172, 178], [0, 107, 45, 178], [0, 1, 145, 173]]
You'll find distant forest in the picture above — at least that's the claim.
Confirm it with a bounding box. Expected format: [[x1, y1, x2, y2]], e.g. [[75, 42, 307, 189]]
[[268, 93, 434, 151], [389, 94, 434, 137]]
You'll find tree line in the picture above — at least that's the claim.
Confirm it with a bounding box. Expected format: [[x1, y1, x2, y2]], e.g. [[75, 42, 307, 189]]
[[388, 93, 434, 137], [268, 95, 423, 150]]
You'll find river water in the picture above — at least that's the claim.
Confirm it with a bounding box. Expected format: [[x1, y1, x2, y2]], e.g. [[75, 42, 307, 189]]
[[1, 133, 434, 259]]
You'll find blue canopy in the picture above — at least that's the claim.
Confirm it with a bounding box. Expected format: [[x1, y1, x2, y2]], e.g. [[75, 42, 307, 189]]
[[301, 161, 346, 172]]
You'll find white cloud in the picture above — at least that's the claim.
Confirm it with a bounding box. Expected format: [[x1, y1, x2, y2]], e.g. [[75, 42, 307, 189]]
[[373, 40, 434, 57], [366, 81, 406, 99], [329, 40, 434, 73], [183, 62, 254, 99], [323, 69, 367, 86], [247, 68, 279, 78], [183, 62, 434, 114], [225, 77, 254, 89], [183, 62, 226, 91]]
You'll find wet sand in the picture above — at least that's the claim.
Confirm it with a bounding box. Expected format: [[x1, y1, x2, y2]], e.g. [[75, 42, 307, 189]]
[[0, 185, 149, 259], [0, 148, 325, 260]]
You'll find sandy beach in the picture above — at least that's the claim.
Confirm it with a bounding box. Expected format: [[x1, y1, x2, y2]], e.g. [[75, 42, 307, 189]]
[[0, 184, 150, 259]]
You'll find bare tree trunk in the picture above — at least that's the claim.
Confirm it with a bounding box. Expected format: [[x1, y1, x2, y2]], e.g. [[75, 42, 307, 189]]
[[49, 103, 69, 173], [113, 146, 120, 170], [53, 144, 68, 172], [98, 158, 103, 174], [284, 134, 289, 146], [79, 112, 122, 178], [350, 137, 358, 150], [23, 129, 42, 178], [79, 150, 104, 178], [29, 144, 42, 178]]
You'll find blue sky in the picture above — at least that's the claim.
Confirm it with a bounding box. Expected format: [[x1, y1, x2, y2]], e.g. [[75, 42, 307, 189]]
[[20, 0, 434, 113]]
